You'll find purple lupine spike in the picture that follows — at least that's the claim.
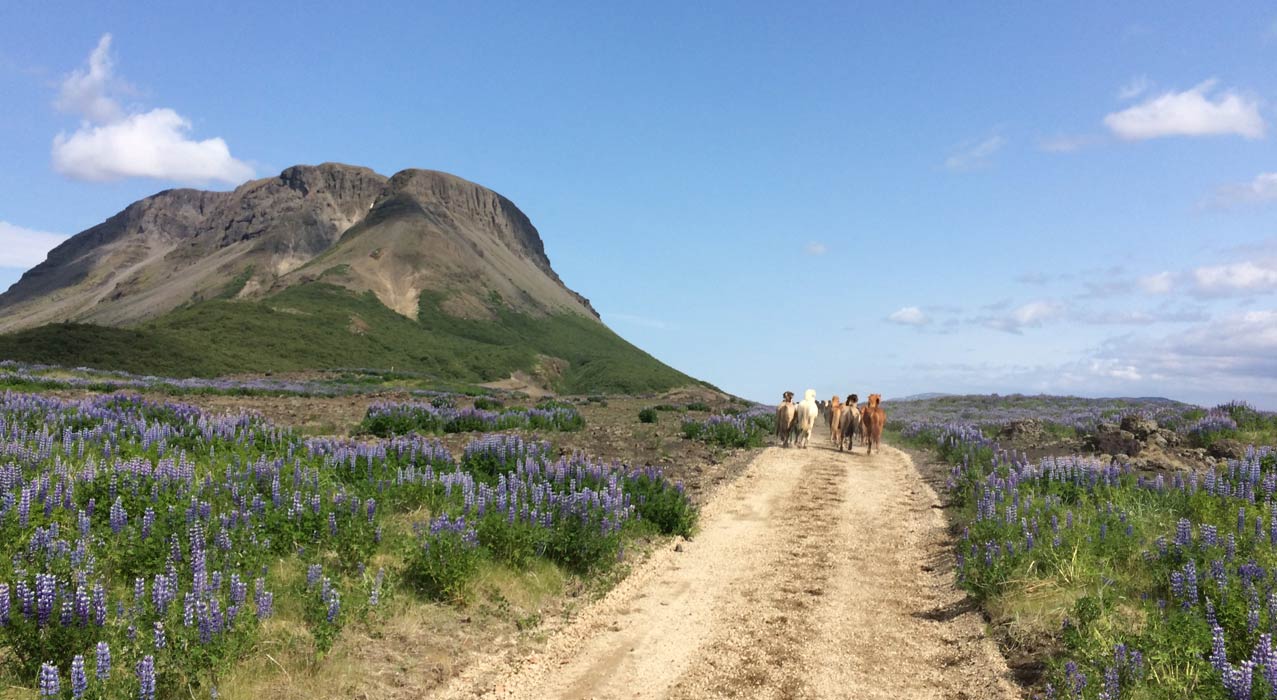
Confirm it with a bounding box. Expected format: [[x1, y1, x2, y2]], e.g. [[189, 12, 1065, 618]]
[[38, 662, 60, 697], [95, 641, 110, 680], [327, 590, 341, 623], [70, 655, 86, 698], [91, 582, 106, 626], [136, 655, 156, 700]]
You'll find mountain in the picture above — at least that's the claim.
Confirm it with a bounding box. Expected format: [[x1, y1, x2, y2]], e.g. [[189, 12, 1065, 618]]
[[0, 164, 694, 393]]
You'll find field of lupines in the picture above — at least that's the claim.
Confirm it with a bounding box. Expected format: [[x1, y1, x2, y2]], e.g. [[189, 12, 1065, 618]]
[[0, 360, 485, 400], [899, 417, 1277, 699], [680, 405, 775, 449], [887, 395, 1277, 450], [356, 399, 585, 436], [0, 391, 693, 698], [885, 394, 1201, 434]]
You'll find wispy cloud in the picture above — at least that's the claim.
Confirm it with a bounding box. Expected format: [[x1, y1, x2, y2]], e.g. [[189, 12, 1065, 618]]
[[1139, 271, 1175, 294], [944, 134, 1006, 171], [1208, 172, 1277, 208], [0, 221, 67, 268], [1134, 258, 1277, 298], [804, 241, 827, 256], [1192, 261, 1277, 296], [981, 300, 1065, 334], [1103, 79, 1265, 140], [1117, 75, 1151, 101], [1091, 310, 1277, 397], [51, 34, 253, 184], [607, 312, 672, 330], [886, 306, 930, 326], [1038, 134, 1101, 153]]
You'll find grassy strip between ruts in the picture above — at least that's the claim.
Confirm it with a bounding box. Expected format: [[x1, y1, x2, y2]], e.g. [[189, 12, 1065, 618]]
[[893, 423, 1277, 700]]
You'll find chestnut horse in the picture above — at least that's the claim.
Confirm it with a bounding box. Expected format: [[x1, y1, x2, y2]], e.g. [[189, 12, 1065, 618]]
[[860, 393, 886, 454], [828, 395, 844, 445], [776, 391, 798, 447]]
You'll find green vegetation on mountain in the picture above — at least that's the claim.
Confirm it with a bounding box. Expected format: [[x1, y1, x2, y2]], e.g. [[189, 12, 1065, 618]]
[[0, 283, 695, 394]]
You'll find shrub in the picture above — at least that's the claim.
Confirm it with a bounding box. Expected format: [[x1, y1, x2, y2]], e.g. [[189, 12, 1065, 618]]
[[472, 396, 503, 411], [628, 470, 697, 537], [685, 402, 711, 412], [638, 408, 658, 424], [403, 517, 482, 603]]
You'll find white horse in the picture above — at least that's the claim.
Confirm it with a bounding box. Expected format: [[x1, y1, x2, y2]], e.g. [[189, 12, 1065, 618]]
[[795, 389, 820, 449]]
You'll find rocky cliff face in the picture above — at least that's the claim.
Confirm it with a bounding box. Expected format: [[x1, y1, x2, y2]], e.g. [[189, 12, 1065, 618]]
[[0, 164, 597, 331]]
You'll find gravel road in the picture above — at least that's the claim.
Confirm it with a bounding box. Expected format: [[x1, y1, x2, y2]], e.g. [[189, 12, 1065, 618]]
[[441, 432, 1022, 699]]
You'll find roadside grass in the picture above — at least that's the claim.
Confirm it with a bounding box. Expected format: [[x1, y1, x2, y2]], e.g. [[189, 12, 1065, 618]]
[[894, 423, 1277, 699]]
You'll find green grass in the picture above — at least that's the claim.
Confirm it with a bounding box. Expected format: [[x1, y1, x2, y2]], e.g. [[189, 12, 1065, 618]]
[[216, 265, 255, 300], [897, 423, 1277, 699], [0, 283, 696, 394]]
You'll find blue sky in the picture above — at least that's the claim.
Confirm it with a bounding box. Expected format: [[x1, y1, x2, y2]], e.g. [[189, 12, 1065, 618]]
[[2, 2, 1277, 407]]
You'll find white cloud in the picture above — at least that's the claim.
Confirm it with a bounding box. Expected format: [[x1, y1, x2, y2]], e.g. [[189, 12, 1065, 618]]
[[1139, 271, 1175, 294], [1192, 261, 1277, 296], [944, 135, 1005, 171], [0, 221, 67, 268], [1103, 80, 1265, 140], [1091, 310, 1277, 399], [982, 300, 1065, 334], [1038, 134, 1100, 153], [804, 242, 827, 256], [53, 109, 254, 183], [1210, 172, 1277, 207], [51, 35, 252, 185], [887, 306, 929, 326], [1117, 76, 1151, 101], [54, 34, 124, 123]]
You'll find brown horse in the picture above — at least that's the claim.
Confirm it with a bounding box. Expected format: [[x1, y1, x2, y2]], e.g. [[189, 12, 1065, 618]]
[[828, 395, 844, 445], [838, 402, 860, 452], [776, 391, 798, 447], [860, 393, 886, 454]]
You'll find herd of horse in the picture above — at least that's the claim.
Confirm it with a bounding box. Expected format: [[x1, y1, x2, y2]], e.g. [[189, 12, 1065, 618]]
[[774, 389, 886, 454]]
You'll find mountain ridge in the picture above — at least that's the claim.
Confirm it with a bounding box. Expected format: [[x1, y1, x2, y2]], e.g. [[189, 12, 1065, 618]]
[[0, 164, 692, 394], [0, 163, 598, 330]]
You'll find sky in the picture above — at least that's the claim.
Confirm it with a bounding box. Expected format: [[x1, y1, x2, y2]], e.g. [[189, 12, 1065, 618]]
[[2, 2, 1276, 408]]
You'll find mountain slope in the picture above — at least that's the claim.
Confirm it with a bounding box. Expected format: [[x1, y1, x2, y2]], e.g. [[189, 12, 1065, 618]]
[[0, 164, 693, 393]]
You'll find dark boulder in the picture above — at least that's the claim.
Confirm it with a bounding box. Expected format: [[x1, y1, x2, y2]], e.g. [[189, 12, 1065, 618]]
[[1119, 414, 1159, 440], [1208, 439, 1247, 461]]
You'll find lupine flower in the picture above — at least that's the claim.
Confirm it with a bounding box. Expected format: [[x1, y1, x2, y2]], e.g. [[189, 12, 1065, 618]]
[[70, 655, 87, 698], [38, 662, 59, 697], [95, 641, 110, 679], [327, 590, 341, 623], [136, 655, 156, 700]]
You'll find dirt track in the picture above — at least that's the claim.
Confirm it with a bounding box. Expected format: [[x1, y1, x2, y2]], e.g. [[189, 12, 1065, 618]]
[[441, 429, 1021, 699]]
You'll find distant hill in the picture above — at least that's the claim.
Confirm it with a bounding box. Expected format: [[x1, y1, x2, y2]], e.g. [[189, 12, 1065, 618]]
[[0, 164, 697, 394]]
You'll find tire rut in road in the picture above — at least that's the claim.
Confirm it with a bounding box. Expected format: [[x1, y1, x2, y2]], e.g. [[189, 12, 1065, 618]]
[[668, 447, 849, 700]]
